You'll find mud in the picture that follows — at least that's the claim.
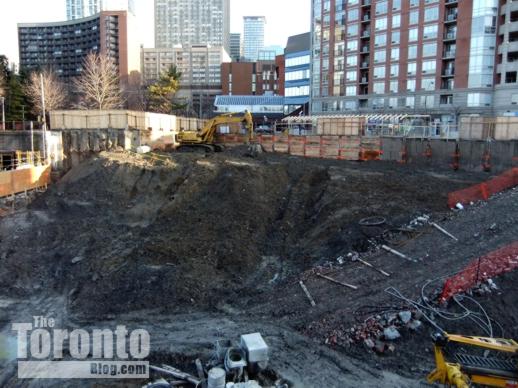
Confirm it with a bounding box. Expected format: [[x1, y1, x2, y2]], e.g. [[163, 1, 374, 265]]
[[0, 149, 515, 387]]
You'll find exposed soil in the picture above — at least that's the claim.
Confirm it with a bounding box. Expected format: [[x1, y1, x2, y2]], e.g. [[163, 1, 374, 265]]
[[0, 149, 516, 387]]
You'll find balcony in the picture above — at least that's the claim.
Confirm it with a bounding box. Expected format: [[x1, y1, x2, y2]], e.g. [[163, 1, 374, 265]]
[[361, 0, 371, 7], [360, 61, 370, 69], [361, 30, 371, 39], [361, 46, 370, 53], [442, 68, 455, 77], [362, 14, 371, 23], [443, 31, 457, 41], [443, 50, 456, 59], [360, 76, 369, 84], [445, 12, 458, 24]]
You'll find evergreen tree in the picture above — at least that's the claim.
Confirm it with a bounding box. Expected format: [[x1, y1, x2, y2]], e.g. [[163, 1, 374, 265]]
[[147, 65, 186, 114]]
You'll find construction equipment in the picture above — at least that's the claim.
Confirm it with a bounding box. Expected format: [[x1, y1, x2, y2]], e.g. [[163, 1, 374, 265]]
[[176, 111, 254, 152], [428, 332, 518, 387]]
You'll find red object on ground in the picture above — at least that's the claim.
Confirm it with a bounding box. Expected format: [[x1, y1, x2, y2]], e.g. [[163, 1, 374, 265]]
[[441, 242, 518, 302], [447, 168, 518, 208]]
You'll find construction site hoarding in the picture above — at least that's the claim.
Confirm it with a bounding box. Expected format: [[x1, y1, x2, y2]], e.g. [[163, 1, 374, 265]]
[[0, 164, 51, 198], [460, 116, 518, 140], [50, 110, 178, 135]]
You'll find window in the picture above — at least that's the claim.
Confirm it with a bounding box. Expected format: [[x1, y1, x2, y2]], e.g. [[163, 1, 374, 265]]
[[374, 66, 386, 78], [424, 6, 439, 22], [389, 80, 398, 93], [347, 23, 359, 36], [346, 70, 357, 81], [285, 55, 310, 67], [376, 1, 388, 15], [423, 25, 438, 39], [346, 55, 357, 67], [409, 0, 419, 7], [421, 95, 435, 107], [409, 28, 418, 42], [374, 49, 386, 63], [467, 93, 492, 107], [346, 85, 357, 96], [348, 9, 359, 21], [392, 0, 401, 11], [391, 47, 400, 61], [345, 100, 357, 110], [506, 71, 517, 83], [392, 14, 401, 28], [391, 30, 400, 44], [406, 96, 415, 108], [389, 97, 398, 108], [421, 77, 436, 91], [375, 17, 388, 31], [408, 45, 418, 60], [407, 62, 417, 75], [422, 60, 436, 73], [375, 33, 387, 47], [390, 64, 399, 76], [373, 82, 385, 94], [347, 40, 358, 51], [409, 10, 419, 25], [423, 43, 437, 57], [407, 79, 416, 91]]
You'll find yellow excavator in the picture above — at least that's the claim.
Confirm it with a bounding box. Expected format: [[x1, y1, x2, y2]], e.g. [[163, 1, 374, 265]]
[[428, 332, 518, 387], [176, 111, 254, 152]]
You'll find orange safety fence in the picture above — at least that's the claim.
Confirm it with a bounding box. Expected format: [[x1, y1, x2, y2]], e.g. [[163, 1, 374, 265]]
[[441, 242, 518, 302], [0, 165, 51, 198], [447, 168, 518, 208]]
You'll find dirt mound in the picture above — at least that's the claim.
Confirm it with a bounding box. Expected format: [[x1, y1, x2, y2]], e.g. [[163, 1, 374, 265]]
[[0, 151, 486, 321]]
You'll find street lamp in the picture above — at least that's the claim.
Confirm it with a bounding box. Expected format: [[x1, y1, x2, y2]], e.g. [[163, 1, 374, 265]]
[[0, 96, 5, 130]]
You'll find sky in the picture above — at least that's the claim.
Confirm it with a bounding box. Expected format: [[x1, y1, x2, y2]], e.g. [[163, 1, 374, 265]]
[[0, 0, 311, 66]]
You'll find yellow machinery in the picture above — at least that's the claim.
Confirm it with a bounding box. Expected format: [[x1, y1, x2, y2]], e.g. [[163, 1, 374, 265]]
[[428, 332, 518, 387], [176, 111, 254, 152]]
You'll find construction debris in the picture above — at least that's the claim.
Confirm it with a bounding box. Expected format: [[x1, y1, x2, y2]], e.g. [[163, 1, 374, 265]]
[[316, 273, 358, 290], [430, 222, 459, 242], [150, 365, 201, 386], [381, 245, 418, 263], [299, 280, 317, 306], [350, 253, 390, 277]]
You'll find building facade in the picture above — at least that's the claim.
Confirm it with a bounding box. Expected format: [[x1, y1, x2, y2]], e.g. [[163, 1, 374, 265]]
[[214, 95, 285, 123], [221, 60, 282, 96], [66, 0, 100, 20], [230, 33, 241, 61], [141, 45, 231, 117], [154, 0, 230, 53], [310, 0, 516, 121], [66, 0, 134, 20], [19, 11, 140, 86], [284, 32, 311, 114], [243, 16, 266, 61]]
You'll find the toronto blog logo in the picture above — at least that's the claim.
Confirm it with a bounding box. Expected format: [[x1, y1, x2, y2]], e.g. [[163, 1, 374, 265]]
[[11, 316, 150, 379]]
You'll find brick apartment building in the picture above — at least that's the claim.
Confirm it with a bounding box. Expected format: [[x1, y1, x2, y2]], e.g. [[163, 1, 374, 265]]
[[310, 0, 518, 121], [221, 58, 284, 96]]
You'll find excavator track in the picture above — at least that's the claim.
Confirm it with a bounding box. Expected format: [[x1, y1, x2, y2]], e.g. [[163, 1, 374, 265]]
[[176, 144, 218, 153]]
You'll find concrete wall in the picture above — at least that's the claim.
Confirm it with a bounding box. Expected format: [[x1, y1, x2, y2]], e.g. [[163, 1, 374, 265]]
[[381, 137, 518, 173]]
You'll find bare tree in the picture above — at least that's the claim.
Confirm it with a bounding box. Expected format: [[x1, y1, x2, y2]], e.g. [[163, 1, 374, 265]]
[[24, 69, 67, 115], [74, 52, 122, 110]]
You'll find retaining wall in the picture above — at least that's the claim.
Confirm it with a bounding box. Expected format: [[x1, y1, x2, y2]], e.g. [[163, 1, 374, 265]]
[[381, 137, 518, 172]]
